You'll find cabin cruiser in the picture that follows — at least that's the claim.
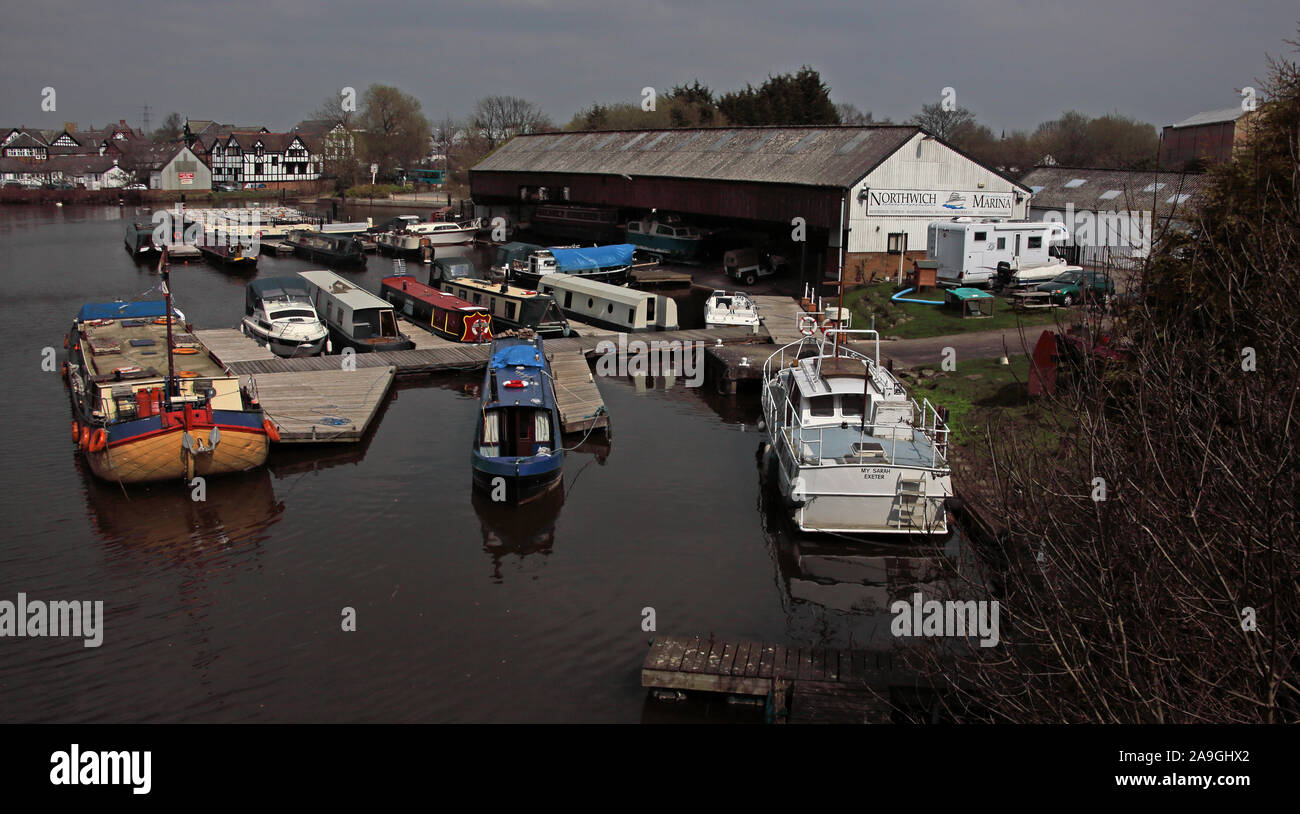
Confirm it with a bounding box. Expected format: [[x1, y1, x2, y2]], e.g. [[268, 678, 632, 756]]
[[760, 330, 952, 535], [625, 215, 704, 262], [241, 277, 330, 357], [508, 244, 634, 289], [704, 290, 760, 329]]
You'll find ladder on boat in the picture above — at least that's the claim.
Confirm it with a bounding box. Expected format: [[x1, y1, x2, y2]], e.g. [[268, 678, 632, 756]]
[[892, 477, 926, 530]]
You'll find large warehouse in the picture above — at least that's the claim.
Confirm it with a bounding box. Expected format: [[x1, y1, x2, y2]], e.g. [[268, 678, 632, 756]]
[[470, 125, 1031, 285]]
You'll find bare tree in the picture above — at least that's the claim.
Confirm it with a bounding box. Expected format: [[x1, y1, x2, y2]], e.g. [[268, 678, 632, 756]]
[[471, 96, 553, 150], [909, 102, 975, 141]]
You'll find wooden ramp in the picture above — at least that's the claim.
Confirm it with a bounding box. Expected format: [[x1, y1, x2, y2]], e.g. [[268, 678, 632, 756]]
[[194, 329, 277, 366], [248, 366, 395, 443], [752, 295, 815, 346], [547, 351, 608, 434], [642, 634, 907, 723]]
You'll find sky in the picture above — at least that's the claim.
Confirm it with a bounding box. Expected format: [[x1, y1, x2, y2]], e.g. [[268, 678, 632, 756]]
[[1, 0, 1295, 136]]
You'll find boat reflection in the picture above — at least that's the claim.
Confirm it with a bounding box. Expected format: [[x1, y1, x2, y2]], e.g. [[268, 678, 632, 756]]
[[471, 485, 564, 582]]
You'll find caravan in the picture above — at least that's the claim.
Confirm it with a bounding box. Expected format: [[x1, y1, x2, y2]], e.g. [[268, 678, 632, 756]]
[[928, 220, 1079, 289]]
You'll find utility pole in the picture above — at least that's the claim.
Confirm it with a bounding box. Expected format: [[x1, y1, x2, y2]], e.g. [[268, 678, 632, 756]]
[[141, 104, 151, 138]]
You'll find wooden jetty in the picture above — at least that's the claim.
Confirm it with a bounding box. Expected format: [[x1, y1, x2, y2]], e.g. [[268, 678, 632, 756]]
[[547, 351, 609, 434], [752, 295, 816, 346], [642, 634, 910, 723], [249, 367, 395, 443], [193, 329, 277, 366], [629, 267, 692, 287], [704, 344, 776, 394]]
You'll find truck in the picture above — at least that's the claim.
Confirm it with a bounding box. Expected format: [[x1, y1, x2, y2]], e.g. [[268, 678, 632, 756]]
[[723, 247, 789, 285], [927, 219, 1080, 289]]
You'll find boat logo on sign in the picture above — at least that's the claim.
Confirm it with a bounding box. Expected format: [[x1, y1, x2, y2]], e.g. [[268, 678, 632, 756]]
[[942, 192, 967, 210]]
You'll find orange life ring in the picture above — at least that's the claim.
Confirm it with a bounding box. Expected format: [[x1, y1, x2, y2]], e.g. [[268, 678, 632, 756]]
[[174, 348, 199, 355], [71, 421, 80, 442], [79, 425, 91, 450], [153, 317, 170, 325], [177, 370, 198, 378], [88, 428, 107, 453], [262, 418, 281, 442]]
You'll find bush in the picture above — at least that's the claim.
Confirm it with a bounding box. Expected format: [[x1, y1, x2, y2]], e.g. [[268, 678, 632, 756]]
[[343, 184, 406, 199]]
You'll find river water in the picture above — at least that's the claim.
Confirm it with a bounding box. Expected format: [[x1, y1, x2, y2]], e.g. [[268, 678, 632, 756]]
[[0, 204, 965, 722]]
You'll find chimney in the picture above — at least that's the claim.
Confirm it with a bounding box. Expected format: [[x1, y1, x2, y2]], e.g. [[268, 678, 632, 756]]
[[64, 122, 76, 133]]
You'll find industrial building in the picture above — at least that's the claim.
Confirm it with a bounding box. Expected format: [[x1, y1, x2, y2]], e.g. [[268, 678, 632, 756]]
[[470, 125, 1031, 287], [1161, 107, 1254, 170]]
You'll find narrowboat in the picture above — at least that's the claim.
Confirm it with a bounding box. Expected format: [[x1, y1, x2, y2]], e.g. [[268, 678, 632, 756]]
[[490, 241, 544, 276], [759, 329, 952, 536], [64, 256, 271, 484], [438, 278, 571, 337], [530, 204, 620, 242], [198, 241, 259, 273], [471, 334, 563, 504], [537, 274, 677, 332], [298, 269, 415, 353], [288, 229, 367, 268], [124, 221, 160, 260], [241, 276, 330, 357], [509, 244, 634, 289], [381, 275, 492, 343], [625, 215, 704, 261]]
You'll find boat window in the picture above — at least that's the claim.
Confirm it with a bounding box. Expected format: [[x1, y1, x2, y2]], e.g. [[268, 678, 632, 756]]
[[380, 310, 397, 338], [473, 293, 482, 304], [534, 409, 551, 443], [606, 303, 614, 314], [840, 397, 864, 417], [270, 308, 316, 320], [505, 302, 517, 320], [564, 292, 573, 309], [647, 297, 655, 321], [629, 308, 636, 324], [807, 395, 835, 417], [587, 298, 594, 309], [458, 289, 467, 299]]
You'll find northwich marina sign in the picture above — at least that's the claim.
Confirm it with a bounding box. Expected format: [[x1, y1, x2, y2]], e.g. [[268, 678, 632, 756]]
[[865, 188, 1016, 218]]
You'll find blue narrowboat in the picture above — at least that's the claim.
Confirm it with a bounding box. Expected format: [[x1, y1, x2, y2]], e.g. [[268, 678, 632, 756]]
[[471, 335, 563, 504]]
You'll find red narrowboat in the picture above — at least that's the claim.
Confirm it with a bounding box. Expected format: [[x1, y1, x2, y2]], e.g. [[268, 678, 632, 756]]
[[381, 275, 493, 343]]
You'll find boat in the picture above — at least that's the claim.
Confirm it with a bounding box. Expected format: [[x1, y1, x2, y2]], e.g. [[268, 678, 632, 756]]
[[489, 241, 544, 276], [429, 252, 478, 284], [530, 204, 621, 242], [377, 221, 478, 258], [241, 276, 330, 357], [760, 329, 952, 535], [437, 278, 571, 337], [298, 269, 415, 353], [287, 229, 367, 268], [471, 333, 564, 504], [124, 221, 160, 260], [63, 252, 271, 484], [380, 275, 492, 343], [625, 215, 704, 261], [198, 241, 258, 273], [537, 274, 677, 332], [508, 244, 635, 289], [704, 290, 760, 329]]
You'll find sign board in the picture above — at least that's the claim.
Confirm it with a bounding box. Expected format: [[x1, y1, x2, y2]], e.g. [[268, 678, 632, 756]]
[[178, 172, 194, 185], [864, 188, 1015, 218]]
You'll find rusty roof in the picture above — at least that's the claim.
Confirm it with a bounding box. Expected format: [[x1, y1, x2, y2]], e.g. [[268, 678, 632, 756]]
[[471, 126, 923, 189]]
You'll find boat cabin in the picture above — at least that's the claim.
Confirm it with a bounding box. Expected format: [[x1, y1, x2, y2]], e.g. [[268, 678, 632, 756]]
[[538, 274, 677, 332], [439, 278, 570, 337], [298, 269, 413, 352], [381, 275, 492, 343]]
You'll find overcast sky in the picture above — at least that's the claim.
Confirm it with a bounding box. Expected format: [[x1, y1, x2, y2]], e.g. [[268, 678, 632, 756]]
[[2, 0, 1295, 135]]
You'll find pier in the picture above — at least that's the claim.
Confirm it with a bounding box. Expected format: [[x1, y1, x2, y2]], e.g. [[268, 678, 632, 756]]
[[642, 634, 914, 723], [251, 367, 395, 443], [703, 343, 776, 394], [752, 294, 815, 346], [548, 350, 609, 434]]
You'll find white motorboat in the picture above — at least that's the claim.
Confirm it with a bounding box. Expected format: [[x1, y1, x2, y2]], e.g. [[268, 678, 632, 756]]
[[760, 329, 952, 536], [240, 277, 330, 358], [704, 290, 760, 329], [377, 220, 479, 257]]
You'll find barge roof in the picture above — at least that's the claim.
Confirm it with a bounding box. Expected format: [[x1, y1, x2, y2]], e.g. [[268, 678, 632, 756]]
[[382, 275, 485, 311]]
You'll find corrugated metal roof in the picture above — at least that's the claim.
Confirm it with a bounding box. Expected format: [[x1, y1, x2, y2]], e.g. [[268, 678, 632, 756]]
[[1167, 107, 1245, 129], [1022, 166, 1207, 217], [471, 126, 922, 188]]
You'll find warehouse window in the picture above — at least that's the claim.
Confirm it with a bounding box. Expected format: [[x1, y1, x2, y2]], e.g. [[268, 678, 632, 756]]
[[887, 233, 908, 255]]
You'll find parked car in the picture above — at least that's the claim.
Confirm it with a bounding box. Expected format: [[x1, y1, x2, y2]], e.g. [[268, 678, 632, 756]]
[[1035, 269, 1114, 306], [243, 182, 267, 190], [216, 183, 239, 192], [124, 183, 147, 191]]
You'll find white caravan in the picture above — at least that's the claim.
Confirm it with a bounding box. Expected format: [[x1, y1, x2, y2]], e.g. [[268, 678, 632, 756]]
[[927, 220, 1080, 288]]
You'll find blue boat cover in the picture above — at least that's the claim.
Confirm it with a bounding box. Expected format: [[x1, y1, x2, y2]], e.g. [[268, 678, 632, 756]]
[[491, 344, 543, 369], [77, 300, 169, 321], [549, 244, 634, 273]]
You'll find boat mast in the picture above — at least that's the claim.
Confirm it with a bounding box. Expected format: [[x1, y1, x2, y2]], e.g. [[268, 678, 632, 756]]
[[161, 245, 176, 398], [833, 192, 846, 357]]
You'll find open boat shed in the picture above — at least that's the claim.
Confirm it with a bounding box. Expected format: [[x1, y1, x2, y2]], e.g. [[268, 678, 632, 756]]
[[470, 125, 1031, 287]]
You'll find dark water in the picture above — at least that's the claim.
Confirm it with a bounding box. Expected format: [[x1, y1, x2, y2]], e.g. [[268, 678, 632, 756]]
[[0, 204, 966, 722]]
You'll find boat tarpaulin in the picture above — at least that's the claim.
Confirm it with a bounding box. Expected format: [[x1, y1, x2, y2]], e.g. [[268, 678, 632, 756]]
[[77, 301, 169, 321], [550, 244, 634, 273], [491, 345, 543, 369]]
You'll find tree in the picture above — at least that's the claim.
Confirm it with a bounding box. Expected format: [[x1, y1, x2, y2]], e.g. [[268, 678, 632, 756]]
[[152, 112, 183, 143], [311, 92, 360, 190], [836, 103, 874, 125], [358, 84, 432, 176], [909, 102, 975, 141], [471, 96, 552, 150], [716, 66, 839, 126]]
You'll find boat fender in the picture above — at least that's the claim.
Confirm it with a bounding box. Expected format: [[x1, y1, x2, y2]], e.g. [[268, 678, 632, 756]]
[[263, 419, 281, 443], [88, 429, 107, 453], [79, 425, 91, 450], [71, 421, 81, 442]]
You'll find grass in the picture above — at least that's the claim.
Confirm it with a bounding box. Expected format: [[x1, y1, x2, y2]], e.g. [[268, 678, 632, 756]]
[[845, 282, 1063, 339]]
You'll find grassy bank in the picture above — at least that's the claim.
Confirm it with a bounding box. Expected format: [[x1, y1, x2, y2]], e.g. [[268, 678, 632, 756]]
[[845, 282, 1061, 339]]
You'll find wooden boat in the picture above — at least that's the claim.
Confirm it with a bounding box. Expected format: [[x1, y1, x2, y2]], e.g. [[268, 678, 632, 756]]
[[198, 241, 258, 272], [471, 334, 563, 504], [241, 276, 330, 357], [437, 278, 571, 337], [537, 274, 677, 331], [298, 269, 415, 353], [64, 252, 270, 484], [380, 275, 492, 343], [287, 229, 367, 268], [759, 329, 952, 536], [124, 221, 160, 260], [508, 244, 634, 289]]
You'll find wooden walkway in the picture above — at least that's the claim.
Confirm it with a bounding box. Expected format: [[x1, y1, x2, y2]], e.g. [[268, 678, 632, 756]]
[[250, 367, 395, 443], [642, 634, 908, 723], [752, 295, 815, 346], [547, 351, 608, 434], [194, 329, 277, 366]]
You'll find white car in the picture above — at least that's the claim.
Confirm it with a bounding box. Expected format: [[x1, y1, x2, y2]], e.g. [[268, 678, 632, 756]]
[[124, 183, 147, 191]]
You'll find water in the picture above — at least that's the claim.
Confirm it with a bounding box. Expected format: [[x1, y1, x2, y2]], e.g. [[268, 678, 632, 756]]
[[0, 204, 966, 722]]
